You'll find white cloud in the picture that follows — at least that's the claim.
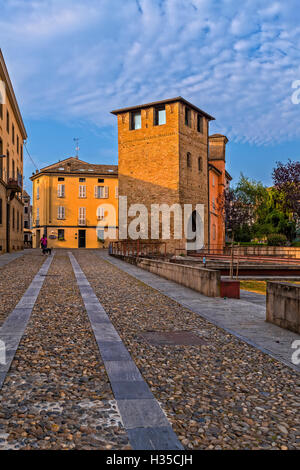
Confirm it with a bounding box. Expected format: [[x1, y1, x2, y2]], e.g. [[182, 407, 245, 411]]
[[1, 0, 300, 145]]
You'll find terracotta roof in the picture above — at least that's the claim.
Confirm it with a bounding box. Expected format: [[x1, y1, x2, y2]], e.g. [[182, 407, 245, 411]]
[[30, 157, 118, 179], [208, 163, 222, 176], [225, 170, 232, 181], [111, 96, 215, 121]]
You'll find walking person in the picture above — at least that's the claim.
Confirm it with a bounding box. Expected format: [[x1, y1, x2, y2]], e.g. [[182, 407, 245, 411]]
[[40, 235, 48, 255]]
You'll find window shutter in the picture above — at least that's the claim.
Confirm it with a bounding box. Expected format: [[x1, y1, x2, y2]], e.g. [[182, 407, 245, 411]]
[[62, 207, 65, 219], [94, 186, 98, 198], [115, 186, 118, 199], [105, 186, 109, 198]]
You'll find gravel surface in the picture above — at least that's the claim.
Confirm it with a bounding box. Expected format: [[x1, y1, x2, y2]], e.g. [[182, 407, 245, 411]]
[[0, 252, 130, 450], [0, 252, 44, 327], [75, 250, 300, 450]]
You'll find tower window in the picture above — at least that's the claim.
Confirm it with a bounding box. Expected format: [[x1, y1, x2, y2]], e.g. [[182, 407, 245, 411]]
[[185, 107, 191, 127], [197, 114, 203, 133], [154, 106, 166, 126], [198, 157, 203, 172], [187, 152, 191, 168], [130, 111, 142, 130]]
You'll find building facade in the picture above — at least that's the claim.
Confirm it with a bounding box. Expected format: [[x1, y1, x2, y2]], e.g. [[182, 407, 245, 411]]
[[111, 97, 215, 252], [0, 49, 27, 253], [30, 98, 230, 252], [30, 157, 118, 249], [22, 189, 32, 247], [208, 134, 232, 250]]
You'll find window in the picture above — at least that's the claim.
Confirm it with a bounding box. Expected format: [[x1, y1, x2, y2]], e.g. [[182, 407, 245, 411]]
[[185, 107, 191, 127], [36, 186, 40, 200], [97, 229, 105, 241], [130, 111, 141, 130], [213, 224, 216, 241], [36, 207, 40, 225], [58, 229, 65, 240], [6, 111, 9, 133], [97, 206, 105, 220], [94, 186, 109, 198], [17, 135, 19, 154], [12, 160, 15, 179], [115, 186, 118, 199], [79, 185, 86, 198], [212, 175, 215, 187], [57, 206, 65, 219], [20, 145, 23, 162], [24, 221, 29, 228], [79, 207, 86, 225], [12, 208, 15, 229], [17, 210, 19, 231], [12, 124, 15, 144], [24, 206, 28, 214], [79, 178, 86, 182], [187, 152, 191, 168], [154, 106, 166, 126], [0, 198, 2, 224], [58, 177, 65, 181], [212, 197, 216, 210], [198, 157, 203, 172], [197, 114, 203, 133], [57, 184, 65, 197], [98, 178, 104, 183]]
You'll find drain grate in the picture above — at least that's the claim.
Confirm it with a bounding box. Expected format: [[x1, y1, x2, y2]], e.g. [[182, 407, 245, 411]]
[[140, 330, 207, 346]]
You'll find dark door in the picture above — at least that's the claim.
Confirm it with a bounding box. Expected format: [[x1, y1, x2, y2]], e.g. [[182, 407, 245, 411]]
[[78, 230, 86, 248]]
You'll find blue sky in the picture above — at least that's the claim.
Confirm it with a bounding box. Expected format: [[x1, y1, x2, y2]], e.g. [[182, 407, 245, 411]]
[[1, 0, 300, 196]]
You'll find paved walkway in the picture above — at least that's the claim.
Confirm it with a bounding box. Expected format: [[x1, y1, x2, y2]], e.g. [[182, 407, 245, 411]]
[[0, 251, 24, 268], [68, 252, 183, 450], [0, 250, 299, 450], [0, 253, 54, 388], [97, 251, 300, 373]]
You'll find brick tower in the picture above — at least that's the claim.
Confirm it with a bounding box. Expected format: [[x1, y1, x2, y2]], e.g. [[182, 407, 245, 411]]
[[111, 97, 215, 252]]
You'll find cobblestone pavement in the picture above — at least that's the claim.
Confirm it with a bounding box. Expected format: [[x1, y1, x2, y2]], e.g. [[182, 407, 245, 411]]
[[0, 252, 44, 327], [74, 250, 300, 450], [0, 250, 299, 450], [0, 252, 130, 450]]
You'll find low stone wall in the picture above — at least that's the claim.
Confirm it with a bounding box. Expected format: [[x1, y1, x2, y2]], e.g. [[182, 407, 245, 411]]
[[225, 246, 300, 259], [266, 282, 300, 334], [112, 254, 220, 297]]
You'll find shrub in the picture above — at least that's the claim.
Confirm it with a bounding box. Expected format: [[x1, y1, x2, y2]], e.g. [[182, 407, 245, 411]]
[[267, 233, 287, 246]]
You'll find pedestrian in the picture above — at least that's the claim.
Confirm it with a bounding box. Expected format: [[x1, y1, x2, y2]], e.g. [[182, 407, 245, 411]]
[[41, 235, 47, 254]]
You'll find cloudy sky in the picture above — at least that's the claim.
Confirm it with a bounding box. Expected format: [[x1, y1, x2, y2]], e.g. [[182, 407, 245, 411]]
[[1, 0, 300, 194]]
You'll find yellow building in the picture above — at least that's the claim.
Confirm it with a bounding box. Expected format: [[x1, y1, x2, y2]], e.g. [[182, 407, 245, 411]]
[[0, 49, 27, 253], [30, 157, 118, 249]]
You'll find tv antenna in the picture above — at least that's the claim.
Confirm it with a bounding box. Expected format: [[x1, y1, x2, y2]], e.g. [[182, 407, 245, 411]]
[[73, 138, 80, 158]]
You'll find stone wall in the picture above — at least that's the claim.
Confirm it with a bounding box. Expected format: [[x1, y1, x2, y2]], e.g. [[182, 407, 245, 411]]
[[266, 282, 300, 334], [112, 254, 220, 297], [225, 245, 300, 259]]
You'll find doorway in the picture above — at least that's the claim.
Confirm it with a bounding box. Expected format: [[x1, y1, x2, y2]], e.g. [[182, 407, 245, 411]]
[[36, 229, 40, 248], [78, 230, 86, 248]]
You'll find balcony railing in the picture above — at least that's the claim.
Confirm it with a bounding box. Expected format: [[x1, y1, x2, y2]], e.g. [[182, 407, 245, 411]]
[[7, 177, 22, 193]]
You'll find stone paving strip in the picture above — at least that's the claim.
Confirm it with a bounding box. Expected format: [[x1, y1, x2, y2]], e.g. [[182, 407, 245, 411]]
[[0, 251, 45, 327], [0, 253, 54, 389], [0, 252, 130, 450], [0, 251, 24, 269], [68, 252, 183, 451], [100, 252, 300, 372], [74, 250, 300, 450]]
